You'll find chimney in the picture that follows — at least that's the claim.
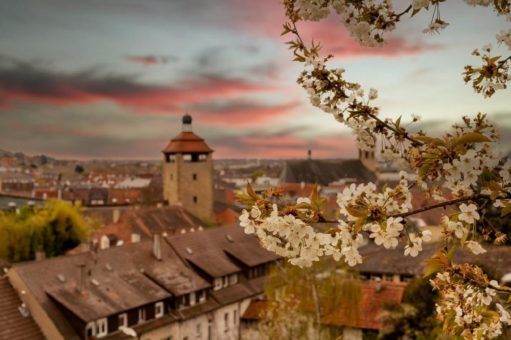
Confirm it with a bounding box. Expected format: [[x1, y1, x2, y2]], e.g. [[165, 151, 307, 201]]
[[7, 201, 16, 213], [307, 149, 312, 160], [375, 277, 382, 292], [112, 208, 120, 223], [153, 234, 162, 260], [76, 263, 87, 293], [35, 251, 46, 261]]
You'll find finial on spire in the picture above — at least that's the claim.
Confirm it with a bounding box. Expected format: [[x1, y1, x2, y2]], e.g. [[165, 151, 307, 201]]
[[182, 113, 192, 132]]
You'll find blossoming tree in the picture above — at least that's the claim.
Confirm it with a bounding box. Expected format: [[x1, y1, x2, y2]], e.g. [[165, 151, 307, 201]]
[[238, 0, 511, 338]]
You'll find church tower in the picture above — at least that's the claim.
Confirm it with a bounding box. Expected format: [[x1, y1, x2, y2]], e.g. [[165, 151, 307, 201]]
[[359, 147, 377, 173], [162, 114, 214, 221]]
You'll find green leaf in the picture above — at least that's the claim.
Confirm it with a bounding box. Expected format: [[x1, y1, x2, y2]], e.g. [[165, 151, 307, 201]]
[[423, 263, 444, 278], [247, 182, 258, 200], [501, 203, 511, 217], [414, 135, 446, 146], [452, 132, 490, 147], [411, 8, 422, 17], [418, 161, 433, 179], [345, 205, 368, 218]]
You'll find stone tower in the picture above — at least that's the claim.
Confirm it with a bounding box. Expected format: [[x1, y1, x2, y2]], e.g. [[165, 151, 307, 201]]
[[162, 114, 214, 221], [359, 147, 377, 173]]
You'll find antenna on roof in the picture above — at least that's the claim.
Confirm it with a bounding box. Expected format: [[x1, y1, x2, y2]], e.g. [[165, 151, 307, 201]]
[[153, 234, 162, 261], [18, 303, 30, 318], [76, 263, 86, 294]]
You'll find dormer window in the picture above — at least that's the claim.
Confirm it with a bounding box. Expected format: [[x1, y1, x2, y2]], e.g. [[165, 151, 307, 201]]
[[118, 313, 128, 329], [214, 278, 222, 291], [85, 322, 96, 339], [155, 302, 164, 318], [138, 308, 146, 324], [96, 318, 108, 338], [190, 292, 196, 306], [198, 290, 206, 303], [228, 274, 238, 285]]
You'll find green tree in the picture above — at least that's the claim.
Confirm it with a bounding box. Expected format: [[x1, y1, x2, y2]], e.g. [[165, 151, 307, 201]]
[[379, 277, 442, 340], [254, 259, 361, 340], [0, 200, 96, 262]]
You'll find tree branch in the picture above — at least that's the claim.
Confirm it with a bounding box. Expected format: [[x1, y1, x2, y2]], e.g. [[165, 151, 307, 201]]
[[390, 195, 477, 218]]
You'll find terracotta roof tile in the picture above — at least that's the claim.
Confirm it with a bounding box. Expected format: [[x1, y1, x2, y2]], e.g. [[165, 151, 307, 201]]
[[322, 281, 406, 330], [0, 277, 45, 340], [162, 132, 213, 154], [91, 206, 203, 245], [242, 281, 406, 331]]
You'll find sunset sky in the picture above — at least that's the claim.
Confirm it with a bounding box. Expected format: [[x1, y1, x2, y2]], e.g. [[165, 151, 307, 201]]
[[0, 0, 510, 160]]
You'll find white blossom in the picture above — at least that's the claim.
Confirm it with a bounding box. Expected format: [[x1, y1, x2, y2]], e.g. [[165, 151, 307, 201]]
[[458, 203, 480, 224], [465, 240, 487, 255]]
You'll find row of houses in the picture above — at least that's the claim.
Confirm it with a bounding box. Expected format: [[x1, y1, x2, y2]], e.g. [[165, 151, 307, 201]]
[[3, 225, 280, 340]]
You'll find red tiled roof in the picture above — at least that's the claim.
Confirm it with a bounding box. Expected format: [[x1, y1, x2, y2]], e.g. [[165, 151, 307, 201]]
[[91, 205, 204, 244], [0, 277, 45, 340], [162, 132, 213, 154], [242, 300, 267, 320], [242, 280, 406, 331], [322, 280, 406, 330]]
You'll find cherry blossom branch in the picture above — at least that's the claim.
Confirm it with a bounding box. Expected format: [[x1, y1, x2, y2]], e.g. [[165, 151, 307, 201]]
[[393, 5, 412, 20], [390, 195, 479, 218], [365, 111, 424, 146]]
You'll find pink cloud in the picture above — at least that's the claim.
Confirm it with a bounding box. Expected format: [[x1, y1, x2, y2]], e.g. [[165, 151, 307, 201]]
[[126, 55, 177, 65], [229, 0, 442, 59]]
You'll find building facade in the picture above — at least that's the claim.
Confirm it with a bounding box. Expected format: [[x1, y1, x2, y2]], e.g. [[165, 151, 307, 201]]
[[162, 114, 214, 222], [6, 225, 279, 340]]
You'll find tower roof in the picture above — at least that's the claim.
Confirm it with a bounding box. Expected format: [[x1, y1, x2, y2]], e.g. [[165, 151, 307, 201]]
[[162, 114, 213, 154], [162, 131, 213, 154]]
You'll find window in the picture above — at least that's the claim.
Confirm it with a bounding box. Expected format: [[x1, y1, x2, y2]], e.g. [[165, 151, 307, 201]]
[[85, 322, 96, 338], [118, 313, 128, 330], [196, 323, 202, 339], [198, 290, 206, 303], [183, 154, 192, 162], [233, 310, 237, 325], [192, 173, 197, 180], [224, 312, 229, 332], [138, 308, 146, 324], [193, 196, 198, 204], [96, 318, 108, 338], [223, 276, 228, 287], [207, 320, 212, 340], [214, 278, 222, 291], [228, 274, 237, 285], [155, 302, 164, 318], [199, 154, 207, 161], [190, 292, 196, 306]]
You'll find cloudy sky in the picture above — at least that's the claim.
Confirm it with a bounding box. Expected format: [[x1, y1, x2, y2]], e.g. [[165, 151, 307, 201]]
[[0, 0, 509, 160]]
